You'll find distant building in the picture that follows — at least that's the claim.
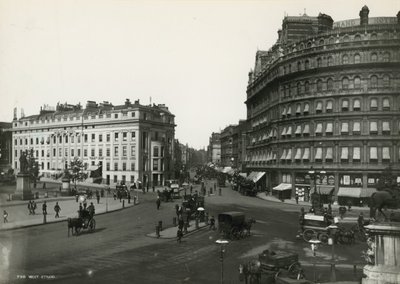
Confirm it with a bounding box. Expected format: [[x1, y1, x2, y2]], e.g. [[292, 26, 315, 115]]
[[0, 122, 12, 173], [207, 132, 221, 164], [245, 6, 400, 204], [11, 99, 175, 187]]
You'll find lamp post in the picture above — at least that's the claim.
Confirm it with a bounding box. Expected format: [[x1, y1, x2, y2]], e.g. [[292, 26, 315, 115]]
[[216, 239, 229, 284], [327, 224, 338, 282], [309, 237, 321, 283]]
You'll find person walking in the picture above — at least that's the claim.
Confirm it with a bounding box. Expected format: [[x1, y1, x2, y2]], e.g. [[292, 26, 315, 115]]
[[295, 194, 299, 204], [156, 196, 161, 210], [42, 201, 47, 215], [31, 201, 37, 215], [3, 210, 8, 223], [177, 228, 183, 243], [28, 201, 32, 215], [209, 215, 216, 230], [96, 191, 100, 204], [87, 202, 95, 219], [54, 202, 61, 218]]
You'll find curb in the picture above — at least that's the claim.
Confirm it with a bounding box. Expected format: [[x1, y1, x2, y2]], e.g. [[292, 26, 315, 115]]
[[0, 203, 139, 231]]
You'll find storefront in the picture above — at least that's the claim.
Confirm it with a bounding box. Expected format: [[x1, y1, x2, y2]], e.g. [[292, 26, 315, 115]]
[[337, 187, 362, 206], [272, 183, 292, 200]]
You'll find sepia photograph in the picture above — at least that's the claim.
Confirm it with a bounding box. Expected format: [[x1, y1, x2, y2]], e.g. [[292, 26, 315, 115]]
[[1, 0, 400, 283]]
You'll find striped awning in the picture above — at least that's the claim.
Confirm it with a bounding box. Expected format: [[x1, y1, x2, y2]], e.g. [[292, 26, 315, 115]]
[[273, 183, 292, 191]]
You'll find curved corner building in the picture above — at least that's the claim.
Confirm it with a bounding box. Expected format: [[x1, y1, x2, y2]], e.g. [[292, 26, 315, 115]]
[[245, 6, 400, 205]]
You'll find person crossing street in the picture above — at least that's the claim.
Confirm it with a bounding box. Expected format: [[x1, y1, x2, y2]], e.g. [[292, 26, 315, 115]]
[[54, 202, 61, 218]]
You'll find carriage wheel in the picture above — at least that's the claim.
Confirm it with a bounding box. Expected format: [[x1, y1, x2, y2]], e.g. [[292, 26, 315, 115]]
[[89, 219, 96, 232], [318, 233, 329, 244], [288, 262, 302, 279], [302, 229, 315, 242]]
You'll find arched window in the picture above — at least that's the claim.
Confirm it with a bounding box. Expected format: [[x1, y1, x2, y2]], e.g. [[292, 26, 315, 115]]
[[354, 76, 361, 89], [383, 98, 390, 110], [343, 35, 350, 42], [319, 39, 325, 45], [354, 34, 361, 41], [329, 37, 335, 44], [370, 98, 378, 111], [297, 61, 302, 71], [327, 56, 334, 66], [370, 75, 378, 88], [354, 53, 361, 64], [317, 79, 323, 92], [342, 77, 349, 89], [371, 53, 378, 62], [341, 99, 349, 111], [342, 54, 349, 64], [383, 52, 390, 62], [316, 101, 323, 114], [307, 42, 312, 48], [305, 81, 310, 93], [353, 99, 361, 111], [305, 60, 310, 70], [371, 33, 377, 40], [288, 64, 292, 72], [297, 82, 302, 95], [317, 57, 322, 68], [383, 75, 390, 87], [327, 78, 334, 90], [326, 100, 333, 113], [299, 43, 304, 50]]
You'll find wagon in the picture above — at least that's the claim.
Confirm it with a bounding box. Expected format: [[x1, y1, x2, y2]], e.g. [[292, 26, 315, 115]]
[[218, 212, 255, 240], [239, 250, 305, 284]]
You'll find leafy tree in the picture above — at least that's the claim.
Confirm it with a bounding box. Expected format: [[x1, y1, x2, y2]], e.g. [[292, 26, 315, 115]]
[[377, 166, 399, 191], [68, 157, 88, 190]]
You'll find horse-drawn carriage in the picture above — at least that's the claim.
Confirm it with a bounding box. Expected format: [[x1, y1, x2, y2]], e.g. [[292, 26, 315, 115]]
[[67, 214, 96, 236], [181, 194, 205, 220], [218, 212, 255, 240], [239, 250, 306, 284]]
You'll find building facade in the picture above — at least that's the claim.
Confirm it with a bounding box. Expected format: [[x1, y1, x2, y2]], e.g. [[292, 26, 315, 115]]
[[245, 7, 400, 203], [11, 99, 175, 187], [0, 122, 12, 173], [207, 132, 221, 164]]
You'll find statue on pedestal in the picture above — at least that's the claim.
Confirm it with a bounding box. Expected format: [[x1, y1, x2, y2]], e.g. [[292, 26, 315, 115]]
[[19, 152, 28, 174]]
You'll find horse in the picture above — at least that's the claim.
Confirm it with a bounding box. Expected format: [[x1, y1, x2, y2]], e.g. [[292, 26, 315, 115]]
[[242, 218, 256, 237], [67, 217, 83, 237], [369, 190, 399, 221]]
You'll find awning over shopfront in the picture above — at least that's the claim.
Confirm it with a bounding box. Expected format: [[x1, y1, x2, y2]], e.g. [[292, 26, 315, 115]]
[[246, 171, 266, 183], [337, 187, 362, 198], [315, 185, 334, 195], [273, 183, 292, 191]]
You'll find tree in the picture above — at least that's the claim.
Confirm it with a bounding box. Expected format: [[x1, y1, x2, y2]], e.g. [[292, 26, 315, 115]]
[[24, 149, 39, 188], [377, 166, 399, 191], [68, 157, 88, 190]]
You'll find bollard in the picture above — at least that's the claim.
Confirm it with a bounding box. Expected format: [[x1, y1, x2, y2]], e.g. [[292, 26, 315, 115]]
[[122, 200, 125, 208], [173, 217, 177, 226], [158, 221, 163, 231], [43, 214, 47, 224], [353, 264, 357, 280], [219, 188, 222, 196], [195, 218, 199, 229], [155, 225, 160, 238]]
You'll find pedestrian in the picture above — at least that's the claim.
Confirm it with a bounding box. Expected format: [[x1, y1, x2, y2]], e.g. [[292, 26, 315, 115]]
[[3, 210, 8, 223], [113, 191, 117, 200], [87, 202, 95, 219], [54, 202, 61, 218], [32, 201, 37, 215], [96, 192, 100, 204], [28, 200, 32, 215], [209, 215, 216, 230], [358, 212, 364, 229], [152, 185, 155, 192], [177, 228, 183, 243], [78, 203, 83, 217], [156, 196, 161, 210], [295, 194, 299, 204], [42, 201, 47, 215], [128, 192, 131, 204]]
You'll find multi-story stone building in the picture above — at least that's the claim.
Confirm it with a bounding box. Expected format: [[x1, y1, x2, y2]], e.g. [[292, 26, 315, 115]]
[[0, 122, 12, 173], [207, 132, 221, 164], [11, 99, 175, 187], [245, 6, 400, 204]]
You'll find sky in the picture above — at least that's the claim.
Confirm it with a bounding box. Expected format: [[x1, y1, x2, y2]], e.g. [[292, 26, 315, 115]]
[[0, 0, 399, 149]]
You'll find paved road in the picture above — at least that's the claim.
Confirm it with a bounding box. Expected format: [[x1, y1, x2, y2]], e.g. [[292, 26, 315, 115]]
[[1, 181, 367, 283]]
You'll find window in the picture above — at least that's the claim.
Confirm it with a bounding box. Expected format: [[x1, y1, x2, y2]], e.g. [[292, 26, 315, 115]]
[[354, 34, 361, 41], [295, 125, 302, 137], [341, 99, 349, 111], [315, 147, 322, 163], [114, 114, 118, 119], [114, 163, 118, 171], [383, 75, 390, 87], [303, 103, 310, 115], [369, 147, 378, 163], [286, 106, 291, 117], [113, 175, 117, 183], [106, 134, 110, 142], [354, 77, 361, 89], [315, 101, 323, 114], [315, 123, 323, 136], [297, 61, 302, 71], [316, 80, 323, 92], [302, 148, 310, 162], [304, 60, 309, 70], [382, 147, 390, 163], [353, 121, 361, 135], [84, 149, 87, 157], [294, 148, 302, 162], [123, 132, 127, 141], [382, 121, 391, 135], [131, 146, 136, 157], [383, 52, 390, 62], [304, 81, 310, 93], [114, 146, 119, 156], [130, 175, 135, 183], [296, 82, 302, 95], [91, 134, 95, 142], [154, 146, 159, 157], [153, 160, 159, 171], [91, 149, 95, 157], [342, 54, 349, 64], [296, 104, 301, 116], [326, 122, 333, 136], [122, 146, 127, 157], [59, 136, 62, 143], [303, 124, 310, 137], [341, 147, 349, 163], [383, 98, 390, 111], [106, 162, 110, 171], [341, 122, 349, 135], [99, 134, 103, 142], [342, 77, 349, 89], [370, 121, 378, 135], [354, 53, 361, 64], [122, 163, 126, 171], [77, 149, 81, 156], [327, 78, 334, 90], [114, 133, 119, 142], [370, 98, 378, 111], [317, 58, 322, 68], [327, 56, 333, 66], [370, 75, 378, 88], [131, 112, 135, 117], [84, 134, 88, 143], [353, 99, 361, 111], [106, 148, 110, 157], [131, 131, 136, 140], [371, 52, 378, 62], [326, 100, 333, 113], [131, 162, 135, 171], [99, 148, 103, 157], [353, 147, 361, 163]]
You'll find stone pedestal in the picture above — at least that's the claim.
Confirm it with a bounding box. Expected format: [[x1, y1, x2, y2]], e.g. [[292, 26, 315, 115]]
[[61, 178, 71, 195], [13, 173, 34, 200], [363, 222, 400, 284]]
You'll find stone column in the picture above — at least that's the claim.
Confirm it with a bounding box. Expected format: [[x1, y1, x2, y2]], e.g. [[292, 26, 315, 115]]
[[363, 222, 400, 284]]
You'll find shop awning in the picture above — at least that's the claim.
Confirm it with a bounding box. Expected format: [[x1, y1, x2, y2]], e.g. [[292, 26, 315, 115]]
[[239, 173, 247, 178], [246, 171, 266, 183], [273, 183, 292, 191], [361, 188, 377, 198], [315, 185, 334, 195], [338, 187, 362, 198]]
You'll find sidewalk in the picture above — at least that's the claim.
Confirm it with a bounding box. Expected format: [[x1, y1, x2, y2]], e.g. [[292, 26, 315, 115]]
[[0, 194, 137, 231]]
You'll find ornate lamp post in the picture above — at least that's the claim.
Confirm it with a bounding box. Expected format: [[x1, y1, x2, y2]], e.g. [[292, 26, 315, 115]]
[[215, 239, 229, 284], [327, 224, 338, 282], [309, 237, 321, 283]]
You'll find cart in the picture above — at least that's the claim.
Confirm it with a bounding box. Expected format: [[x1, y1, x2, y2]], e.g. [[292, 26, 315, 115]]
[[218, 212, 255, 240]]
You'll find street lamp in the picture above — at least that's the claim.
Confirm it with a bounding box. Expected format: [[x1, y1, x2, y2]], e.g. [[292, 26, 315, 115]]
[[309, 237, 321, 283], [215, 239, 229, 284], [327, 224, 338, 282]]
